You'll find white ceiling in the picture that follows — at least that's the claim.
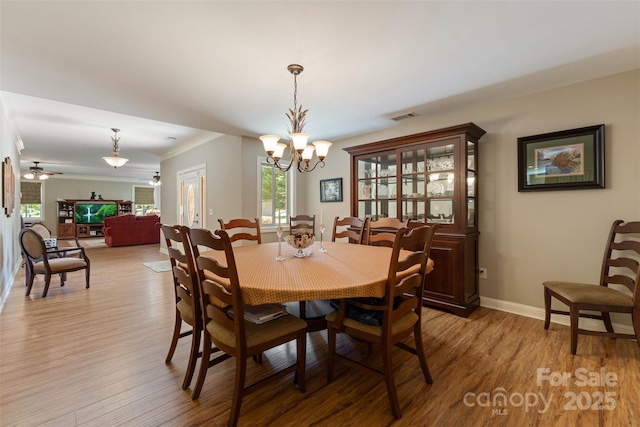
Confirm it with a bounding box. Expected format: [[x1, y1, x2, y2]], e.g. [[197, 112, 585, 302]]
[[1, 1, 639, 182]]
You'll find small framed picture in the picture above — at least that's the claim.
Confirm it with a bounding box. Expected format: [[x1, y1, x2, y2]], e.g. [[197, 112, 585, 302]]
[[320, 178, 343, 203], [517, 124, 605, 192]]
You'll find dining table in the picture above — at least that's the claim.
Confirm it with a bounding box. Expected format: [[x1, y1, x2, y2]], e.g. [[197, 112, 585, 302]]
[[201, 240, 434, 330]]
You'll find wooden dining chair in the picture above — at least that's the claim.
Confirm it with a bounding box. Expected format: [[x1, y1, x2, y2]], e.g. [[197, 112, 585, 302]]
[[290, 213, 319, 320], [543, 220, 640, 354], [160, 224, 208, 390], [366, 217, 408, 247], [332, 216, 368, 244], [218, 218, 262, 244], [326, 225, 438, 419], [19, 228, 90, 298], [290, 214, 315, 236], [186, 227, 307, 427]]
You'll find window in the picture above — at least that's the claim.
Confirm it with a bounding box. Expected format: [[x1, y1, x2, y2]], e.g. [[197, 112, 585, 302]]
[[134, 186, 155, 216], [20, 181, 43, 221], [259, 160, 291, 227]]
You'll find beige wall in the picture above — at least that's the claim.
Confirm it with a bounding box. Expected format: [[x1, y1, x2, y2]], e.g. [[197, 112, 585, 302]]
[[160, 134, 243, 230], [0, 98, 23, 307], [306, 70, 640, 325]]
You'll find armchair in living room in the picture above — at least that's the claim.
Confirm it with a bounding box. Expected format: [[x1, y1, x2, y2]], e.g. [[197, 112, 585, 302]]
[[30, 223, 82, 257]]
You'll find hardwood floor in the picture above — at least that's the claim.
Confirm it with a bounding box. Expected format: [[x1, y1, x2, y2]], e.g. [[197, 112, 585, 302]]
[[1, 244, 638, 426]]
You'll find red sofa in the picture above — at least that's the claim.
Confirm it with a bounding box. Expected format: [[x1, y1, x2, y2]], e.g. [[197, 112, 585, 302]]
[[102, 215, 160, 247]]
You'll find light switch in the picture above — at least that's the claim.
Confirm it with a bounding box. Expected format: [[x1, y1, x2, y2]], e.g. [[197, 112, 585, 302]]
[[209, 209, 213, 216]]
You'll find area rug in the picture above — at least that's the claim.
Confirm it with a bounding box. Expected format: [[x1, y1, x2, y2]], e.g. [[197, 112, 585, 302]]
[[143, 260, 172, 273], [79, 238, 108, 248]]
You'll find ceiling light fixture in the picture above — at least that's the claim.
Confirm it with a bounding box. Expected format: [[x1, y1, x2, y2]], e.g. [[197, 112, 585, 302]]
[[102, 128, 129, 168], [260, 64, 331, 173], [23, 172, 48, 180], [149, 172, 161, 186], [23, 161, 61, 180]]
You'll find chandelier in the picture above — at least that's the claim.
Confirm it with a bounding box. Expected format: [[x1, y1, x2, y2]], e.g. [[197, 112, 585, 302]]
[[260, 64, 331, 173], [102, 128, 129, 168]]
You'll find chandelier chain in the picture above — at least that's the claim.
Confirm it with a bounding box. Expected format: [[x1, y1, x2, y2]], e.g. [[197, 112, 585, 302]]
[[293, 73, 298, 119]]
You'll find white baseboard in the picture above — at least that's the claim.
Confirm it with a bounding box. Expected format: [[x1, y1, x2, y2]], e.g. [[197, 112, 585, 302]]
[[0, 259, 22, 313], [480, 296, 635, 335]]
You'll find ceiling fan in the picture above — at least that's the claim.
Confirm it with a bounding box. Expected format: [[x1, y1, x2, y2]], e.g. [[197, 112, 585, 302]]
[[149, 172, 161, 186], [23, 162, 63, 180]]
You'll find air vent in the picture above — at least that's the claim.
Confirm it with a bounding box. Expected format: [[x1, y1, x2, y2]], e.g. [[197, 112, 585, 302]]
[[390, 112, 419, 121]]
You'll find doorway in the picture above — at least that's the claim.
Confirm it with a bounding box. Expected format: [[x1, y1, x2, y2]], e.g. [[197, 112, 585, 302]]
[[177, 164, 206, 228]]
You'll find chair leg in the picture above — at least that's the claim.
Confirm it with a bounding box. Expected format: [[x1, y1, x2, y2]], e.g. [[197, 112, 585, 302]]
[[228, 356, 247, 427], [381, 338, 401, 419], [25, 270, 35, 296], [299, 301, 307, 318], [633, 310, 640, 348], [296, 331, 306, 393], [192, 334, 212, 400], [543, 288, 551, 330], [413, 323, 433, 384], [182, 324, 201, 390], [570, 306, 580, 355], [602, 313, 614, 333], [85, 266, 90, 289], [166, 311, 182, 363], [327, 323, 336, 382], [42, 274, 52, 298]]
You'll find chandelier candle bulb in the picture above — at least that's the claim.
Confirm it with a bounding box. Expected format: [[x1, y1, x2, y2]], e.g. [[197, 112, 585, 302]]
[[274, 143, 287, 160], [301, 145, 315, 161], [313, 141, 332, 159], [260, 135, 280, 155], [290, 133, 310, 152]]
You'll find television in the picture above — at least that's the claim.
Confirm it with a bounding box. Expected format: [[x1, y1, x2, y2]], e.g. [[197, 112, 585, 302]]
[[75, 202, 118, 224]]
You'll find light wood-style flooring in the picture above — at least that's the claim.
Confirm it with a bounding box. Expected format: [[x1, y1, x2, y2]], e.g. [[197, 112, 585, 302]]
[[1, 244, 638, 426]]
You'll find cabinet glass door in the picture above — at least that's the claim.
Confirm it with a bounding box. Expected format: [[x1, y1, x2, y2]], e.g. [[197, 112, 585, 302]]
[[467, 140, 476, 227], [401, 149, 425, 221], [357, 157, 377, 218], [357, 153, 397, 219], [426, 144, 455, 224]]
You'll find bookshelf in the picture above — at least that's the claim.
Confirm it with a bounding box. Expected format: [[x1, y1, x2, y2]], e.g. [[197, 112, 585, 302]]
[[57, 200, 133, 238]]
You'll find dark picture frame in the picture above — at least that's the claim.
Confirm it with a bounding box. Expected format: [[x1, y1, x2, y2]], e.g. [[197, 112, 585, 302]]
[[320, 178, 343, 202], [517, 124, 605, 192]]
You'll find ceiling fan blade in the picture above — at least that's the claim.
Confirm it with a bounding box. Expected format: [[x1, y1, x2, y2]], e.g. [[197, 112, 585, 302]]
[[26, 162, 63, 177]]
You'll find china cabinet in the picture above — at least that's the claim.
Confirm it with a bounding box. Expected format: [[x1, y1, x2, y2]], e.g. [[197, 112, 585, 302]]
[[344, 123, 486, 316]]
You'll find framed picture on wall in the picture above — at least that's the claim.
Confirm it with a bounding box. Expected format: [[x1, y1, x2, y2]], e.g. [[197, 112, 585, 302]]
[[320, 178, 343, 203], [2, 157, 15, 217], [517, 124, 605, 192]]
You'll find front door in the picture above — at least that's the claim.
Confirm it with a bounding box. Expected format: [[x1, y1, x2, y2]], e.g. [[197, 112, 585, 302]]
[[177, 164, 206, 228]]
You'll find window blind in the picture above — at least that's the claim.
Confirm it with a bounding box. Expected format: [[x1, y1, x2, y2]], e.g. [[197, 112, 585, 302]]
[[134, 187, 155, 205], [21, 181, 42, 204]]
